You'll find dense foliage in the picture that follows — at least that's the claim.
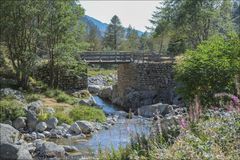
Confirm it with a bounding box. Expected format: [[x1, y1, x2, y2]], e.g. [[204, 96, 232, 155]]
[[0, 98, 26, 122], [0, 0, 86, 89], [151, 0, 239, 54], [175, 35, 240, 106]]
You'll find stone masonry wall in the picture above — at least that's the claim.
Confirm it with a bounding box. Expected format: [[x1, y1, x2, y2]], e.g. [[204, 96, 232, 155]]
[[115, 62, 174, 109], [34, 66, 87, 91]]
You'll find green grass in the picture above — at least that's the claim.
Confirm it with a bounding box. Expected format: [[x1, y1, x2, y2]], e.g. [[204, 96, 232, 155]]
[[37, 104, 105, 125], [25, 93, 43, 102], [0, 97, 26, 122], [37, 107, 73, 125], [44, 89, 77, 105], [70, 105, 106, 123], [37, 112, 51, 122], [54, 112, 73, 125], [88, 68, 116, 77]]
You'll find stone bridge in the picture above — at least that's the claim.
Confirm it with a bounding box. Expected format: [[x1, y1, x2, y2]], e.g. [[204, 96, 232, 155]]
[[80, 51, 176, 110]]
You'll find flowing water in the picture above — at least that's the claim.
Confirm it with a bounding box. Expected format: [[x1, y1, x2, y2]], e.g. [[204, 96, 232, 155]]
[[53, 96, 152, 158]]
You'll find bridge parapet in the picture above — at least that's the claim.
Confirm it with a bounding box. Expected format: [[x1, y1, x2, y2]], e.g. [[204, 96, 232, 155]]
[[79, 51, 175, 64]]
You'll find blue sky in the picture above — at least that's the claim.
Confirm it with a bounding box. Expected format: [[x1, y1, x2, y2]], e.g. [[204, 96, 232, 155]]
[[79, 1, 160, 31]]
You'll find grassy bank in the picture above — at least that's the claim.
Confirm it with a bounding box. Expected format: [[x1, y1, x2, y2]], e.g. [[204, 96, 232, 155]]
[[1, 89, 106, 125]]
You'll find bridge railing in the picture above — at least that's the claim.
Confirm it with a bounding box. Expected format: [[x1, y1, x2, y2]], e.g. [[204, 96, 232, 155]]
[[132, 54, 174, 63], [79, 51, 175, 63]]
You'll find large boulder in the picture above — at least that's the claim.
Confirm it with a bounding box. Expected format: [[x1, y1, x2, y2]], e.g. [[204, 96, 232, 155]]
[[3, 120, 12, 126], [46, 117, 58, 129], [88, 85, 102, 94], [126, 90, 158, 109], [39, 142, 65, 158], [26, 110, 38, 131], [0, 143, 32, 160], [27, 100, 43, 114], [88, 74, 117, 86], [112, 88, 159, 110], [72, 90, 91, 99], [63, 145, 79, 152], [114, 111, 129, 119], [139, 103, 170, 117], [99, 86, 113, 100], [37, 132, 45, 139], [0, 88, 25, 102], [88, 75, 107, 86], [13, 117, 27, 130], [45, 107, 55, 115], [75, 120, 94, 134], [33, 139, 45, 150], [0, 123, 19, 144], [79, 96, 96, 106], [36, 122, 47, 132], [69, 122, 82, 135], [50, 125, 69, 138]]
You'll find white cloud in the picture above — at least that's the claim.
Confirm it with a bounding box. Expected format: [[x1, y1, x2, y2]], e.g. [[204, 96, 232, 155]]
[[79, 1, 160, 31]]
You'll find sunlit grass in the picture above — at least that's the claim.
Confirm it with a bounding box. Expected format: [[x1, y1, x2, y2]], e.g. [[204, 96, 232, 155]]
[[88, 68, 116, 77]]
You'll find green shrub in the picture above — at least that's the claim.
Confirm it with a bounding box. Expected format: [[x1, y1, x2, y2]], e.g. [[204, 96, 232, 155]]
[[28, 78, 48, 91], [25, 94, 42, 102], [55, 94, 72, 103], [45, 89, 76, 105], [175, 35, 240, 106], [0, 98, 26, 122], [54, 112, 73, 125], [37, 112, 51, 122], [44, 89, 59, 98], [69, 105, 106, 122]]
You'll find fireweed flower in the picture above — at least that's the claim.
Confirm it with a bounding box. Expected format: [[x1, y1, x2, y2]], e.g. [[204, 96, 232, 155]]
[[231, 95, 239, 105], [178, 117, 188, 129]]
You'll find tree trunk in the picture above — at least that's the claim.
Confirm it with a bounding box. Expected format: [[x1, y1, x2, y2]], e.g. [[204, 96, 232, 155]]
[[21, 73, 29, 90], [16, 69, 29, 89], [235, 75, 240, 96], [49, 48, 55, 88]]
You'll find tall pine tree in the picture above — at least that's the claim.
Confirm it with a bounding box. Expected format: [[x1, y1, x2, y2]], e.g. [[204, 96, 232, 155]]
[[104, 15, 124, 50]]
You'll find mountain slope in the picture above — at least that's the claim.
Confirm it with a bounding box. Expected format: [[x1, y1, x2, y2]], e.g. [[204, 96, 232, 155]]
[[82, 15, 144, 37]]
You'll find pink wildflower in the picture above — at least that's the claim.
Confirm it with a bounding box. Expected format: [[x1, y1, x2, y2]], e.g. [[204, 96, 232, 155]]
[[178, 117, 188, 129], [231, 95, 239, 105]]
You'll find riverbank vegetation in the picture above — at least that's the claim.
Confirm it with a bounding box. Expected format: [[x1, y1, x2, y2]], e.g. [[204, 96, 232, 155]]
[[97, 0, 240, 159], [0, 97, 26, 122], [0, 89, 106, 124], [100, 108, 240, 160]]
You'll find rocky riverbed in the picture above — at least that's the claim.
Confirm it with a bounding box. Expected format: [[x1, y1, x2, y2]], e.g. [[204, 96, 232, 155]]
[[0, 88, 151, 159], [0, 88, 123, 159], [0, 75, 185, 160]]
